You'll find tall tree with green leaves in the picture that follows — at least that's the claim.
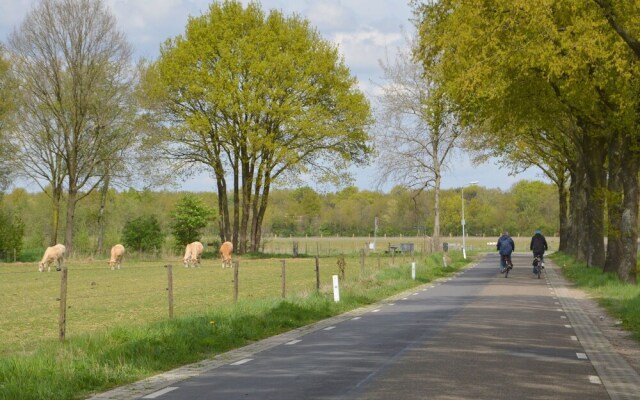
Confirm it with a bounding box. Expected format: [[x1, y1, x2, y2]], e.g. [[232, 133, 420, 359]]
[[139, 0, 372, 253], [412, 0, 640, 282]]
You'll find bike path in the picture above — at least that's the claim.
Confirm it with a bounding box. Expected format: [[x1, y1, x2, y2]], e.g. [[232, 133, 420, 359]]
[[90, 254, 639, 399]]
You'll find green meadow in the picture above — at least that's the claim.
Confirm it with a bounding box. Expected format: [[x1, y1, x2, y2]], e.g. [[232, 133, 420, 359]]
[[0, 247, 470, 400]]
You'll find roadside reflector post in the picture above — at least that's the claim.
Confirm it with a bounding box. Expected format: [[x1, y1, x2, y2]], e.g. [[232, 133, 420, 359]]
[[332, 274, 340, 302], [412, 262, 416, 280]]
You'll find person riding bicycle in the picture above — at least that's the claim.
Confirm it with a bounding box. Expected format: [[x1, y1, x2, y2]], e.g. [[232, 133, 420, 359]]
[[497, 231, 515, 273], [530, 229, 548, 274]]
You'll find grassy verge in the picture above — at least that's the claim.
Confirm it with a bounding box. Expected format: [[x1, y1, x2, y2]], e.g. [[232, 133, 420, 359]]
[[0, 252, 470, 400], [550, 252, 640, 339]]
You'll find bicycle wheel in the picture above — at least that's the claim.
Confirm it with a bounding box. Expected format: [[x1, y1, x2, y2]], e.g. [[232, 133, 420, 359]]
[[537, 267, 541, 279]]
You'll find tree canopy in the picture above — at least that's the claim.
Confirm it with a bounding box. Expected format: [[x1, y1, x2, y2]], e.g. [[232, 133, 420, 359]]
[[140, 0, 372, 253]]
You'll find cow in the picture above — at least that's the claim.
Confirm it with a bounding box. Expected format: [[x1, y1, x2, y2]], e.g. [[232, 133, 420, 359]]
[[183, 241, 204, 267], [220, 241, 233, 268], [108, 244, 125, 270], [38, 244, 66, 272]]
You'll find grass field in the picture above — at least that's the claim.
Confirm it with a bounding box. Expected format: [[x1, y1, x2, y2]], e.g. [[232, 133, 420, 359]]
[[0, 254, 403, 357], [0, 245, 474, 400]]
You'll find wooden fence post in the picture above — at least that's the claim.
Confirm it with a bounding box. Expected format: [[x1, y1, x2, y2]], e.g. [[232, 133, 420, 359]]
[[315, 256, 320, 291], [281, 259, 286, 298], [233, 261, 239, 302], [58, 267, 68, 342], [165, 265, 174, 319]]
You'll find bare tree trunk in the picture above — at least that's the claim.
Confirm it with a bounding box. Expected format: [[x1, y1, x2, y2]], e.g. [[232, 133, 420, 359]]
[[604, 135, 622, 273], [96, 174, 110, 254], [432, 170, 441, 252], [557, 173, 569, 252], [64, 189, 78, 257], [617, 137, 639, 283]]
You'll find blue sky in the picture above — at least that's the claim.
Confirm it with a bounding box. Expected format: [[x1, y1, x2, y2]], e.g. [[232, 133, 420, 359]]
[[1, 0, 548, 192]]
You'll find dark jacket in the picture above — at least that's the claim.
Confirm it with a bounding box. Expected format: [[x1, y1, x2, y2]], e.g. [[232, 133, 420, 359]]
[[497, 234, 515, 256], [530, 233, 548, 254]]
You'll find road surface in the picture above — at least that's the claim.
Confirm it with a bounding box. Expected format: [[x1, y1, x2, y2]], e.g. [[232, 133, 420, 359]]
[[92, 253, 640, 400]]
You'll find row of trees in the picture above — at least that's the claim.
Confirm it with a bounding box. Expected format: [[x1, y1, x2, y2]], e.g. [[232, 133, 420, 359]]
[[0, 181, 559, 260], [0, 0, 371, 257], [412, 0, 640, 282]]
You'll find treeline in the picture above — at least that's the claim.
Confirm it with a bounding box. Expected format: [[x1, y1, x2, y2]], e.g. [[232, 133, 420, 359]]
[[0, 180, 558, 261]]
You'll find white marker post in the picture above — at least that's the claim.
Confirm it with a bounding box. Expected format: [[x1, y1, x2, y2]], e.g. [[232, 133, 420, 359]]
[[411, 262, 416, 280], [332, 274, 340, 302]]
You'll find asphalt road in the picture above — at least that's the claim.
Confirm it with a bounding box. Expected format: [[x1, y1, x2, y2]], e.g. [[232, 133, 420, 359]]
[[94, 253, 639, 400]]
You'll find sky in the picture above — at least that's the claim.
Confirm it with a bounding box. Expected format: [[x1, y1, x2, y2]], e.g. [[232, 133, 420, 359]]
[[0, 0, 548, 193]]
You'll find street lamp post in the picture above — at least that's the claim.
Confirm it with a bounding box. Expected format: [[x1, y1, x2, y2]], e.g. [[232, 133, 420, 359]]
[[461, 181, 479, 259]]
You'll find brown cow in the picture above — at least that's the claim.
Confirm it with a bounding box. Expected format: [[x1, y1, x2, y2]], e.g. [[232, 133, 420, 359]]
[[220, 241, 233, 268], [183, 241, 204, 267], [108, 244, 125, 270], [38, 244, 65, 272]]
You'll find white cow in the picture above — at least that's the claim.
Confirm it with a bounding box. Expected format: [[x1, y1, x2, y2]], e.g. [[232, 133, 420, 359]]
[[38, 244, 66, 272], [183, 241, 204, 267], [108, 244, 125, 270], [220, 241, 233, 268]]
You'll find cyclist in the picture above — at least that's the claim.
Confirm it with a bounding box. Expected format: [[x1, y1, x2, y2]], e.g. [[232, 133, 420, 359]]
[[530, 229, 548, 274], [497, 231, 515, 273]]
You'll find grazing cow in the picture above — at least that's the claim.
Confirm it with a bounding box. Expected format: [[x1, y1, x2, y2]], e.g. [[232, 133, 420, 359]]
[[220, 241, 233, 268], [183, 241, 204, 267], [108, 244, 125, 270], [38, 244, 66, 272]]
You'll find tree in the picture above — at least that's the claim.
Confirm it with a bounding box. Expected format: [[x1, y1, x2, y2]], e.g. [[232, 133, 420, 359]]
[[0, 45, 16, 193], [412, 0, 640, 282], [140, 0, 372, 253], [8, 0, 137, 254], [170, 194, 215, 247], [122, 215, 164, 253], [374, 33, 462, 251]]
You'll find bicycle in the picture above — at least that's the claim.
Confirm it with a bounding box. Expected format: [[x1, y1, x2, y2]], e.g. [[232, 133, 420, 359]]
[[532, 254, 544, 279], [502, 255, 513, 278]]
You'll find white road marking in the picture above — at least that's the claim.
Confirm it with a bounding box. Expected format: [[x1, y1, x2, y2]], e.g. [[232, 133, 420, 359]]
[[143, 387, 179, 399], [352, 317, 361, 320], [389, 303, 396, 306], [589, 375, 602, 384], [372, 309, 381, 313], [323, 326, 336, 331], [564, 325, 572, 328], [285, 340, 302, 345], [402, 297, 408, 300], [577, 353, 588, 360], [555, 302, 560, 305], [412, 293, 419, 296], [561, 316, 567, 319], [231, 358, 253, 366], [571, 336, 578, 341], [557, 309, 563, 312]]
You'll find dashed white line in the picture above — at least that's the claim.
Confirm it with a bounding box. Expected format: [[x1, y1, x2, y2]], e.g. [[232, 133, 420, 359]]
[[557, 309, 563, 312], [577, 353, 588, 360], [372, 309, 381, 313], [323, 326, 336, 331], [352, 317, 361, 320], [412, 293, 419, 296], [143, 387, 179, 399], [231, 358, 253, 366], [402, 297, 408, 300], [561, 316, 567, 319], [589, 375, 602, 384], [571, 336, 578, 341], [285, 340, 302, 345], [564, 325, 572, 328]]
